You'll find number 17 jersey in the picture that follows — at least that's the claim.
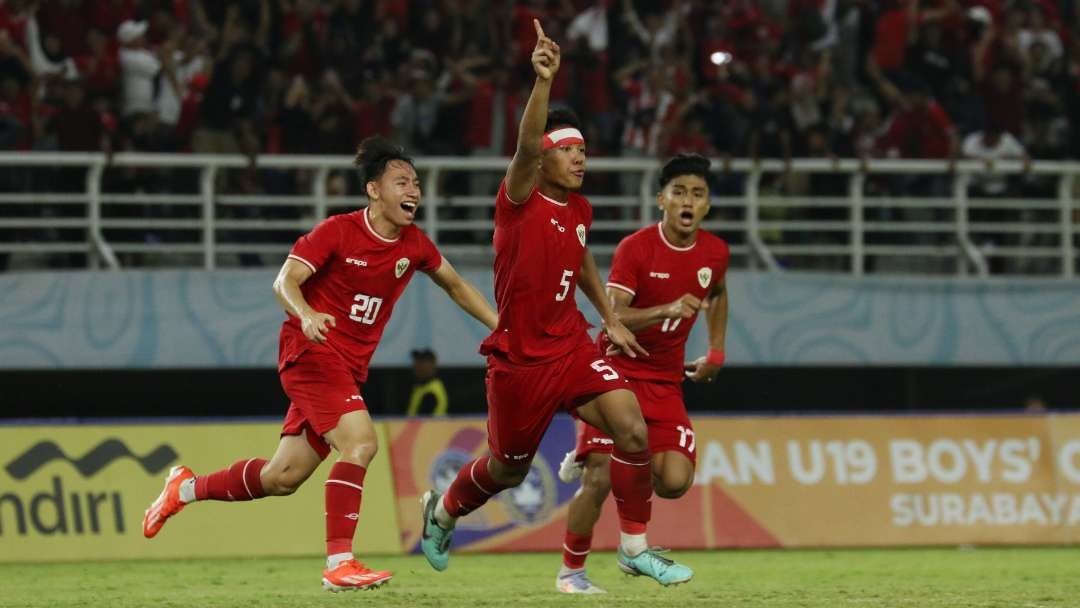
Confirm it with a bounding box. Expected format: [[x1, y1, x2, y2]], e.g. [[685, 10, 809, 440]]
[[480, 180, 593, 364]]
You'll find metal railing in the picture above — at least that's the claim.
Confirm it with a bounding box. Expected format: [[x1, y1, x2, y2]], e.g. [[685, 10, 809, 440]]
[[0, 152, 1076, 276]]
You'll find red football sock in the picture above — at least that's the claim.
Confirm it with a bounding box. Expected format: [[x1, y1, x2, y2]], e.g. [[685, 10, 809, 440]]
[[441, 456, 509, 518], [562, 531, 593, 570], [610, 448, 652, 534], [325, 461, 367, 556], [194, 458, 267, 501]]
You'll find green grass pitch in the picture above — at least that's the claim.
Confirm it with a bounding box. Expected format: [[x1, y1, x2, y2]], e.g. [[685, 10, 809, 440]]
[[2, 548, 1077, 607]]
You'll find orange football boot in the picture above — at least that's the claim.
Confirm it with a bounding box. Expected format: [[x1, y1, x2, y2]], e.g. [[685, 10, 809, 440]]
[[322, 559, 393, 592], [143, 465, 195, 538]]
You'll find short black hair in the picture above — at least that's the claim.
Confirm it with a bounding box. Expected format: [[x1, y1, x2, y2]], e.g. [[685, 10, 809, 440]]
[[353, 136, 415, 185], [658, 153, 711, 190], [544, 107, 581, 133], [410, 348, 436, 362]]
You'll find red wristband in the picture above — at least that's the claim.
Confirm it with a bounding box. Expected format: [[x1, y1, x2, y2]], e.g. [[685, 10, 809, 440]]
[[706, 348, 725, 367]]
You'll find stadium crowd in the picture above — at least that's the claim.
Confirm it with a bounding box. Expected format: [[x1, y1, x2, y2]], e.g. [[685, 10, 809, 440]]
[[1, 0, 1078, 272], [1, 0, 1078, 166]]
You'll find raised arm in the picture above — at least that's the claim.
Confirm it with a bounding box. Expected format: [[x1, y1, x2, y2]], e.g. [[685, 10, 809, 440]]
[[504, 19, 561, 203], [426, 257, 498, 331], [685, 278, 728, 383], [272, 258, 336, 343], [579, 250, 647, 358]]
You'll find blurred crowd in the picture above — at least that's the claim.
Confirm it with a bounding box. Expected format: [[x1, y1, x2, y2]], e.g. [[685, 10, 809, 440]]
[[1, 0, 1077, 165], [1, 0, 1079, 273]]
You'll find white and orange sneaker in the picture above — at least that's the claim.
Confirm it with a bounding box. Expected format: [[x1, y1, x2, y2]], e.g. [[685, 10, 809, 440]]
[[322, 559, 393, 592], [143, 465, 195, 538]]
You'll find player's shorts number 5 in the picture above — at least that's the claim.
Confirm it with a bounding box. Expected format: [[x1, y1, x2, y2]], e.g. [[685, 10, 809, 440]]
[[590, 359, 620, 381]]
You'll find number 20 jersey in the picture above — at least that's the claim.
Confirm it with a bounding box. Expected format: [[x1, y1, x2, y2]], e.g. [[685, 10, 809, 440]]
[[279, 207, 442, 382], [480, 180, 594, 364]]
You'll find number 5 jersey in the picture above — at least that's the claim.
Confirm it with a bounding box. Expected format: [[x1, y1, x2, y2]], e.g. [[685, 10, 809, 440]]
[[480, 179, 595, 364]]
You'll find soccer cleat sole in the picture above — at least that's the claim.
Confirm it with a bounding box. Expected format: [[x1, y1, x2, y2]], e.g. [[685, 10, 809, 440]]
[[322, 576, 392, 592]]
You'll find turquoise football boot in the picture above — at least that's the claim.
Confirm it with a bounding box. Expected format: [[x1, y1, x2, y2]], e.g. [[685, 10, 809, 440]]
[[617, 547, 693, 586], [419, 490, 454, 571]]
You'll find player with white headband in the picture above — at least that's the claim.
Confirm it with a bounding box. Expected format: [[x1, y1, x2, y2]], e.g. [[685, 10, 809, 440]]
[[419, 19, 692, 589]]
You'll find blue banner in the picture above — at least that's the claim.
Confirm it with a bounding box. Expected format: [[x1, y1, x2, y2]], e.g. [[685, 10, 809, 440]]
[[1, 270, 1078, 368]]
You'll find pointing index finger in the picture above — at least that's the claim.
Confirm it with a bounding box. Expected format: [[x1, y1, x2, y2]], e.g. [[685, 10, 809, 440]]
[[533, 18, 545, 41]]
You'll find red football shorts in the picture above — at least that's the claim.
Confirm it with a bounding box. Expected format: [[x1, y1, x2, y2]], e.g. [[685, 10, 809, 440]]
[[575, 379, 697, 465], [485, 338, 630, 466], [279, 344, 367, 460]]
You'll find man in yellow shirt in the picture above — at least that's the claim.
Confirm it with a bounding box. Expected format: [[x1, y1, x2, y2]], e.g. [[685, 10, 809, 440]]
[[406, 349, 449, 416]]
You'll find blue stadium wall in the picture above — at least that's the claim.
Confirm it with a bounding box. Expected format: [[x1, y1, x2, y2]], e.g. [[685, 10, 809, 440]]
[[2, 270, 1078, 417]]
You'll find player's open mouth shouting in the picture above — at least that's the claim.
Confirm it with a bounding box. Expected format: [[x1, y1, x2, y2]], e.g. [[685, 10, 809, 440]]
[[678, 208, 695, 227]]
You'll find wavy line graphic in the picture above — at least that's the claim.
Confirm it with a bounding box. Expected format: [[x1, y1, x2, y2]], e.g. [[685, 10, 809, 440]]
[[4, 439, 178, 480]]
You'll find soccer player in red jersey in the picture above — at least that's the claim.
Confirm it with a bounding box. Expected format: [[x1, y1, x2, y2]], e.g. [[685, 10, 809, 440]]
[[141, 137, 498, 592], [553, 153, 730, 593], [418, 20, 692, 586]]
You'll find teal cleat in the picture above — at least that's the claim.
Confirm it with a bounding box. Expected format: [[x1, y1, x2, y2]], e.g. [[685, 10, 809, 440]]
[[617, 547, 693, 586], [420, 490, 454, 571]]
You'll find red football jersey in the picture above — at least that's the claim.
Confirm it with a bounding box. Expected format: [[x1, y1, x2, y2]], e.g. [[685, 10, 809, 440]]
[[480, 180, 593, 364], [279, 207, 442, 382], [599, 223, 730, 383]]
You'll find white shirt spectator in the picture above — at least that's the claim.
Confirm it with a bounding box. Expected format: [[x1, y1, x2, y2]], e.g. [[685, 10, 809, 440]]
[[962, 130, 1026, 195], [1018, 28, 1063, 60], [157, 52, 206, 126], [117, 21, 159, 117], [120, 47, 160, 116], [567, 4, 608, 53]]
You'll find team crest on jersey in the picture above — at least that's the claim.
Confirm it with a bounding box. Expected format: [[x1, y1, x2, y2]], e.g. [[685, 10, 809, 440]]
[[395, 257, 410, 278], [576, 224, 586, 247], [697, 266, 712, 289]]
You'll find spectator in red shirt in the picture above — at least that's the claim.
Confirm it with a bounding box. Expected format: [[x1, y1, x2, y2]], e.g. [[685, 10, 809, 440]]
[[979, 65, 1024, 138], [881, 79, 957, 161], [664, 111, 716, 157], [75, 28, 120, 99], [869, 1, 916, 75], [880, 77, 957, 199]]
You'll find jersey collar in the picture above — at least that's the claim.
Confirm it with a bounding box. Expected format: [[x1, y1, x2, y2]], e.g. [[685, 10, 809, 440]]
[[537, 190, 569, 207], [363, 207, 401, 243], [657, 222, 695, 251]]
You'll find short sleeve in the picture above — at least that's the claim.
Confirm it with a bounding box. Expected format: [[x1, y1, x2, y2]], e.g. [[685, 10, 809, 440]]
[[289, 216, 341, 273], [714, 238, 731, 279], [494, 178, 530, 227], [606, 237, 642, 297], [416, 229, 443, 273], [580, 195, 594, 230]]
